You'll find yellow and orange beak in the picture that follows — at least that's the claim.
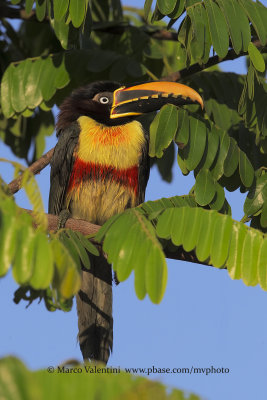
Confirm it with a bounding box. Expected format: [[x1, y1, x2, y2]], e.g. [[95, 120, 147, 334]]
[[110, 81, 203, 119]]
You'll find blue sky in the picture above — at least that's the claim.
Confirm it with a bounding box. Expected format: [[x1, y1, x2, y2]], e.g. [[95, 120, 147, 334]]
[[1, 2, 267, 400]]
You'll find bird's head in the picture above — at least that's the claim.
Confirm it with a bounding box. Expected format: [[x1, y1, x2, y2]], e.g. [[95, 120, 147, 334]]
[[57, 80, 203, 132]]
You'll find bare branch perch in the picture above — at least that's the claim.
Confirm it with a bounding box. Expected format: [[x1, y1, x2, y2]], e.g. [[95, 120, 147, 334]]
[[23, 209, 100, 236]]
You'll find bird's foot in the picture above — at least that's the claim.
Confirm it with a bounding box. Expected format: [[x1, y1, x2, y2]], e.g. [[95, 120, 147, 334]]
[[57, 209, 71, 230]]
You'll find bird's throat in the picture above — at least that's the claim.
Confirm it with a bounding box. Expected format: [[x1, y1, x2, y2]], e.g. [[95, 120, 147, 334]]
[[75, 116, 145, 168]]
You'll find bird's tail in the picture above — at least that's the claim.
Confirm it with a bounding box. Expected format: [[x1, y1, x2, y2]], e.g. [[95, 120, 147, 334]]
[[76, 251, 113, 364]]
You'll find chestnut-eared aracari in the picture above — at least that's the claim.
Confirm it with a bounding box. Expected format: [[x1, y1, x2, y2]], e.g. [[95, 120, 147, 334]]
[[49, 80, 203, 364]]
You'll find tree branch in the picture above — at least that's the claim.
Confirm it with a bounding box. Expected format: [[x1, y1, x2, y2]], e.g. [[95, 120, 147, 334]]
[[161, 39, 267, 82], [8, 148, 54, 195], [24, 209, 213, 268], [23, 209, 100, 236]]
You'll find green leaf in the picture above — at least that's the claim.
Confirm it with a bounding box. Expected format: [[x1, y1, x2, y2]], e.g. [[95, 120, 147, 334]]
[[40, 57, 57, 101], [12, 216, 35, 284], [11, 63, 26, 114], [199, 127, 220, 171], [51, 19, 70, 50], [69, 0, 86, 28], [54, 0, 70, 20], [238, 0, 266, 45], [195, 209, 216, 262], [182, 207, 202, 252], [76, 231, 99, 256], [244, 174, 267, 216], [29, 232, 53, 289], [149, 105, 178, 158], [209, 183, 225, 211], [146, 243, 167, 304], [1, 65, 15, 118], [95, 214, 121, 243], [182, 117, 207, 171], [216, 0, 248, 54], [241, 230, 260, 286], [238, 149, 254, 187], [115, 226, 140, 281], [25, 0, 35, 15], [59, 234, 81, 268], [210, 214, 232, 267], [24, 59, 44, 109], [195, 169, 216, 206], [157, 208, 178, 241], [258, 238, 267, 290], [54, 55, 70, 89], [256, 1, 267, 44], [0, 199, 18, 277], [157, 0, 177, 15], [175, 108, 189, 146], [260, 203, 267, 228], [66, 231, 91, 270], [177, 151, 189, 175], [171, 207, 186, 245], [247, 62, 255, 100], [223, 137, 239, 177], [51, 239, 81, 298], [227, 222, 247, 280], [103, 215, 132, 265], [134, 237, 147, 300], [168, 0, 185, 18], [144, 0, 153, 20], [233, 0, 251, 51], [156, 141, 175, 183], [178, 15, 191, 48], [144, 40, 164, 59], [187, 3, 211, 63], [36, 0, 47, 22], [248, 42, 265, 72], [204, 0, 229, 58], [218, 0, 251, 54], [210, 129, 230, 180], [21, 170, 47, 230]]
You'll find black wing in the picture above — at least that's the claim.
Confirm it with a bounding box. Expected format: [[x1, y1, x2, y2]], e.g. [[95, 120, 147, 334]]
[[138, 128, 150, 204], [48, 122, 80, 215]]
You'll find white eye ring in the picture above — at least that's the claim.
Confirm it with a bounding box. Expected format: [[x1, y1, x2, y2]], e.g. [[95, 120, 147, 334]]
[[99, 96, 109, 104]]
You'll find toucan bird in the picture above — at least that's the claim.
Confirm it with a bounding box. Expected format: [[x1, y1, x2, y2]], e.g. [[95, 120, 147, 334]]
[[48, 80, 203, 364]]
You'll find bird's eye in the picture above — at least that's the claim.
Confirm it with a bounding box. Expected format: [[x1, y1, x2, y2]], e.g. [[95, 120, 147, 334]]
[[99, 96, 109, 104]]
